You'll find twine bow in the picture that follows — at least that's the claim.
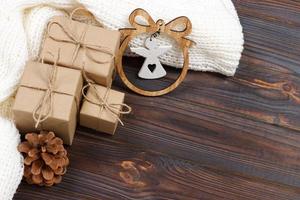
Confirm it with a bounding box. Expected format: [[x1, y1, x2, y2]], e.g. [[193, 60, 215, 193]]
[[33, 52, 60, 129], [81, 69, 131, 126], [120, 8, 194, 48], [46, 17, 114, 66]]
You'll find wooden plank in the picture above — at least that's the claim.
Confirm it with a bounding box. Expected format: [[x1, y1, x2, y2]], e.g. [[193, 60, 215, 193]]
[[107, 80, 300, 187], [118, 56, 300, 131], [14, 133, 300, 200]]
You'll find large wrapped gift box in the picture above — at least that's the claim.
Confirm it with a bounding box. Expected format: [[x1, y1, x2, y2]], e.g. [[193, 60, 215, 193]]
[[13, 61, 83, 145], [41, 16, 121, 87], [80, 84, 125, 135]]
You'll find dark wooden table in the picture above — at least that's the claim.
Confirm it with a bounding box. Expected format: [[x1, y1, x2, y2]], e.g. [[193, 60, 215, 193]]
[[14, 1, 300, 199]]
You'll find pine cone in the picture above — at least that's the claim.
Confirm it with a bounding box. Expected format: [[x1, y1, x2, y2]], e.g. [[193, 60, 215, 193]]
[[18, 131, 69, 186]]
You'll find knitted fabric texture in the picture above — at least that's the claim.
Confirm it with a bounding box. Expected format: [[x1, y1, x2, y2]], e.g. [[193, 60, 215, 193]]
[[0, 96, 15, 119], [0, 0, 244, 103], [0, 118, 24, 200]]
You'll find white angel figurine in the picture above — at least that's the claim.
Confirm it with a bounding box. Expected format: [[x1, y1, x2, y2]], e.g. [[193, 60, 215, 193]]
[[131, 38, 172, 79]]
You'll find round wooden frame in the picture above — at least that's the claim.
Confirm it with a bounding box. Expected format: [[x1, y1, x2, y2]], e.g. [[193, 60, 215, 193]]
[[116, 8, 194, 97]]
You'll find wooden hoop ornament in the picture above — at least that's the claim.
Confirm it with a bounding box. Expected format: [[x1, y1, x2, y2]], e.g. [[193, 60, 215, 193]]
[[116, 8, 194, 96]]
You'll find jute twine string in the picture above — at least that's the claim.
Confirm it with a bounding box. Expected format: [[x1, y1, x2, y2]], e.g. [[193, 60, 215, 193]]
[[70, 7, 132, 126], [34, 7, 131, 129], [46, 7, 113, 67], [33, 51, 60, 128], [81, 59, 131, 126]]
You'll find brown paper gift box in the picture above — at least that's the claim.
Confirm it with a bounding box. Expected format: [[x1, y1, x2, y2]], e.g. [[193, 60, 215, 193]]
[[80, 84, 125, 135], [41, 16, 121, 87], [12, 61, 83, 145]]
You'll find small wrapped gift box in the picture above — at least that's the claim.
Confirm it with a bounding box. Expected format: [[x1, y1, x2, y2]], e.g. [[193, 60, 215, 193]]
[[41, 16, 121, 87], [12, 61, 83, 145], [80, 84, 130, 135]]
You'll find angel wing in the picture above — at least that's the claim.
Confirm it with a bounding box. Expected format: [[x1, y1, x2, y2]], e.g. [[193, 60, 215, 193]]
[[153, 45, 172, 56], [130, 47, 150, 57]]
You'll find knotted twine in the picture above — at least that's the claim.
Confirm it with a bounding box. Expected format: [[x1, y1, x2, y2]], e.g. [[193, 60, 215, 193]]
[[68, 7, 132, 126], [32, 51, 59, 129], [40, 7, 131, 128], [81, 68, 132, 126], [33, 8, 99, 129], [46, 7, 114, 67]]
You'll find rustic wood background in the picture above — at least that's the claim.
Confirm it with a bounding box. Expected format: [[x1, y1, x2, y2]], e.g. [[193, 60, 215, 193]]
[[14, 0, 300, 199]]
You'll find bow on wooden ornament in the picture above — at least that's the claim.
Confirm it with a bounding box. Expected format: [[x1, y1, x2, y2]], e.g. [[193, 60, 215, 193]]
[[116, 8, 195, 97], [120, 8, 194, 49]]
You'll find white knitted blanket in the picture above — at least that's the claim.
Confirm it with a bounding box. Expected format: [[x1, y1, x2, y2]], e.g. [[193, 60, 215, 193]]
[[0, 0, 244, 103], [0, 0, 243, 199], [0, 118, 23, 200]]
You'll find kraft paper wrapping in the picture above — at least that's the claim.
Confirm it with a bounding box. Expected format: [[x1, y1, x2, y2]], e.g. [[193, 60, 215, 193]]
[[12, 61, 83, 145], [80, 84, 125, 135], [41, 16, 121, 87]]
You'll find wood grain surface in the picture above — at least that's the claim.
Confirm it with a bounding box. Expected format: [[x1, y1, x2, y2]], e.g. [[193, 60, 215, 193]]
[[14, 1, 300, 199]]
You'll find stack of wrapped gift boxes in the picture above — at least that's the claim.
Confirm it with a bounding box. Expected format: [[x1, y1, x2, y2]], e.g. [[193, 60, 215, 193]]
[[13, 13, 130, 145]]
